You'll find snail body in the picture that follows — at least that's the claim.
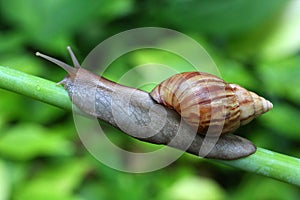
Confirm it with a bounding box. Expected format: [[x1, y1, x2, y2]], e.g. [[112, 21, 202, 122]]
[[150, 72, 273, 136]]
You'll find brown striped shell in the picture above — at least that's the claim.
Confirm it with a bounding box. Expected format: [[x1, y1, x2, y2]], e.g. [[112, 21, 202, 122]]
[[150, 72, 273, 136]]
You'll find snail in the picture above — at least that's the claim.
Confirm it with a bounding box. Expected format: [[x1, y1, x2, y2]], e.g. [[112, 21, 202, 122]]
[[35, 46, 272, 160]]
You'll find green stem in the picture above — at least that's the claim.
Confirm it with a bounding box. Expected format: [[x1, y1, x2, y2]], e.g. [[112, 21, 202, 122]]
[[220, 148, 300, 186], [0, 66, 299, 186], [0, 66, 71, 110]]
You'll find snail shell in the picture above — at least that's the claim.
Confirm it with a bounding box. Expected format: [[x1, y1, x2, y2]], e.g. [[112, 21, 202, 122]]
[[150, 72, 273, 136]]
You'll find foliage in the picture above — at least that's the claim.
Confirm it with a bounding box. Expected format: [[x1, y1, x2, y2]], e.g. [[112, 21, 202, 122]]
[[0, 0, 300, 199]]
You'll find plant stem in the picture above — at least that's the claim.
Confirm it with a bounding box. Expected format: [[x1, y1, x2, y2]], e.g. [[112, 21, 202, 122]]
[[0, 66, 71, 110], [219, 148, 300, 186], [0, 66, 299, 186]]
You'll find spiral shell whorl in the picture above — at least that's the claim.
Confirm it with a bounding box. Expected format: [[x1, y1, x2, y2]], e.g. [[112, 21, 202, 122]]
[[150, 72, 273, 136], [229, 84, 273, 125], [150, 72, 240, 136]]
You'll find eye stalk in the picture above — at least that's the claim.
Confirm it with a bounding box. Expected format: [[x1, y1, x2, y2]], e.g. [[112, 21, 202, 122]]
[[36, 46, 80, 77]]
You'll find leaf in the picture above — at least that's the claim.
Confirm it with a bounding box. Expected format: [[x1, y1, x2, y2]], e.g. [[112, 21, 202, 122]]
[[160, 176, 226, 200], [261, 103, 300, 140], [145, 0, 286, 36], [0, 32, 25, 54], [0, 123, 74, 160], [14, 158, 90, 200], [232, 176, 300, 200], [260, 0, 300, 60], [218, 59, 257, 89], [0, 160, 10, 200], [258, 56, 300, 103], [0, 0, 134, 51]]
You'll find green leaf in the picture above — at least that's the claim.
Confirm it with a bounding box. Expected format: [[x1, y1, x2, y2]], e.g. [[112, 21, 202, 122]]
[[14, 158, 90, 200], [260, 0, 300, 60], [160, 176, 226, 200], [146, 0, 286, 36], [0, 0, 134, 51], [218, 59, 257, 89], [0, 160, 10, 200], [260, 103, 300, 140], [0, 124, 74, 160], [232, 175, 300, 200], [259, 56, 300, 103], [0, 32, 25, 54]]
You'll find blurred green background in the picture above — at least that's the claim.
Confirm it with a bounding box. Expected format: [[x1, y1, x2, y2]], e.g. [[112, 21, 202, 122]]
[[0, 0, 300, 199]]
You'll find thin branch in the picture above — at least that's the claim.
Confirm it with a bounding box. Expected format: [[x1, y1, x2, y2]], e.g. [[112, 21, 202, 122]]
[[0, 66, 299, 186]]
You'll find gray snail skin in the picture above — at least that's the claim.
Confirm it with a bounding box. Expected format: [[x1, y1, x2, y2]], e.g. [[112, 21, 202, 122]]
[[36, 46, 272, 160]]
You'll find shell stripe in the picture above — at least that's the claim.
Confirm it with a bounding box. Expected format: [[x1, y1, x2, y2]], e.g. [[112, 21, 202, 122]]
[[150, 72, 272, 136]]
